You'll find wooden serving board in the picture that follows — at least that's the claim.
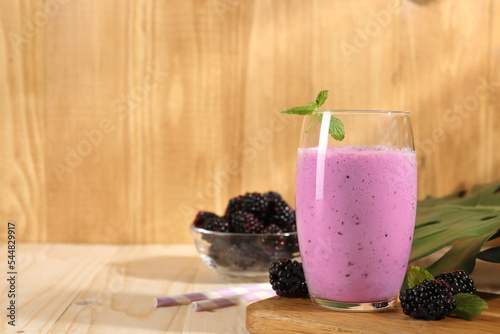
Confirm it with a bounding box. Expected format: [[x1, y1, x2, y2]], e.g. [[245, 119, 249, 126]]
[[246, 293, 500, 333]]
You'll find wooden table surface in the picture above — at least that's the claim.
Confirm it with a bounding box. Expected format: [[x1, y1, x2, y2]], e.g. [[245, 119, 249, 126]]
[[4, 243, 499, 333], [1, 243, 254, 333]]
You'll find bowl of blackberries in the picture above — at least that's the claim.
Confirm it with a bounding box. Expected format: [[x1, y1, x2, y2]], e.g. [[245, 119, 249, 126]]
[[190, 191, 300, 282]]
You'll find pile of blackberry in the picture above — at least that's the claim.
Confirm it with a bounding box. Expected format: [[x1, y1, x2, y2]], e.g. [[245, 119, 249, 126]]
[[435, 270, 476, 295], [400, 279, 456, 320], [400, 270, 476, 320], [194, 191, 296, 233], [193, 192, 299, 271], [269, 258, 308, 297]]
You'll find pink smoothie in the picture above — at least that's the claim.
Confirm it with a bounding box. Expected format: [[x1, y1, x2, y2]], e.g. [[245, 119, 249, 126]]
[[295, 146, 417, 303]]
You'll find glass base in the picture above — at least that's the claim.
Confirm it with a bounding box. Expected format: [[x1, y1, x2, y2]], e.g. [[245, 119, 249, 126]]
[[311, 296, 397, 312]]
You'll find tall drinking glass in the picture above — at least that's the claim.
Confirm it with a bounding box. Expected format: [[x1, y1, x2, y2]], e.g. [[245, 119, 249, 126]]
[[295, 111, 417, 311]]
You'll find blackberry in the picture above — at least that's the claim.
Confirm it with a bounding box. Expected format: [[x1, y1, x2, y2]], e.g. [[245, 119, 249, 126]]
[[230, 210, 267, 233], [241, 192, 268, 216], [214, 242, 257, 270], [269, 258, 308, 297], [261, 223, 283, 234], [267, 197, 295, 228], [261, 223, 299, 257], [281, 222, 296, 233], [435, 270, 476, 295], [262, 233, 286, 253], [205, 217, 231, 232], [243, 218, 265, 233], [193, 212, 221, 229], [227, 210, 248, 233], [400, 279, 456, 320], [264, 191, 282, 201], [261, 224, 287, 255], [225, 196, 243, 217], [223, 191, 297, 233]]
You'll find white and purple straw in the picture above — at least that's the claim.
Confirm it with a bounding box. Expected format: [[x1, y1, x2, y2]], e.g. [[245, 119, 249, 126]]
[[191, 290, 276, 311], [153, 283, 274, 308]]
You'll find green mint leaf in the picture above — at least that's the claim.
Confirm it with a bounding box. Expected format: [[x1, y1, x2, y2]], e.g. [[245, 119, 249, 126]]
[[407, 265, 434, 288], [329, 116, 345, 141], [280, 90, 345, 142], [305, 113, 317, 132], [315, 90, 329, 107], [453, 293, 488, 320], [281, 106, 316, 115]]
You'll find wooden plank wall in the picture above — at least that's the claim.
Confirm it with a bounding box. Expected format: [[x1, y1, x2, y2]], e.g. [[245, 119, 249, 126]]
[[1, 0, 499, 244]]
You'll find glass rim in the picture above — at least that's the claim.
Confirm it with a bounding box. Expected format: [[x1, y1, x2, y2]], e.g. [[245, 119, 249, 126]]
[[314, 110, 410, 115], [190, 224, 297, 237]]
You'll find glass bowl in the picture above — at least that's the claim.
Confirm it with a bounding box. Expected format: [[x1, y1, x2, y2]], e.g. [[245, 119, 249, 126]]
[[190, 224, 300, 282]]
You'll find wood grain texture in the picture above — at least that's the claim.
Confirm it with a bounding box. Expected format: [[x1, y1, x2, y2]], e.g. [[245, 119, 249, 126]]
[[6, 243, 254, 333], [399, 0, 494, 198], [487, 1, 500, 181], [0, 243, 117, 333], [0, 1, 48, 242], [246, 294, 500, 334], [1, 0, 500, 243]]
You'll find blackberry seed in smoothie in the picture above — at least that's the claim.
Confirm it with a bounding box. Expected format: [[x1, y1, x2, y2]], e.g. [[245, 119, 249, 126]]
[[295, 146, 417, 307]]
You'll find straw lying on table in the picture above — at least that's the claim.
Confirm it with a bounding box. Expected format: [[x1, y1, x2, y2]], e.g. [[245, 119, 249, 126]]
[[153, 283, 275, 309], [191, 290, 276, 311]]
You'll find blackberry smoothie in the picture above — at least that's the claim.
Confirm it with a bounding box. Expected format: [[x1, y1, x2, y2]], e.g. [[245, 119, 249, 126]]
[[295, 146, 417, 304]]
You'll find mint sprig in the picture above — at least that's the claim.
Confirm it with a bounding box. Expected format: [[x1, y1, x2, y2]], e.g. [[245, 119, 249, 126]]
[[281, 90, 345, 141], [405, 266, 488, 320], [329, 116, 345, 141], [315, 90, 329, 106], [281, 106, 316, 115]]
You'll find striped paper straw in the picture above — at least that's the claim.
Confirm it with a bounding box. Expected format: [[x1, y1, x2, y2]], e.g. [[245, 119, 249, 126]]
[[153, 283, 273, 307], [191, 290, 276, 311]]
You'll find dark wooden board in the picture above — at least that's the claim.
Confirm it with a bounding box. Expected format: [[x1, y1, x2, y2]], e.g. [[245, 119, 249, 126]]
[[246, 293, 500, 333]]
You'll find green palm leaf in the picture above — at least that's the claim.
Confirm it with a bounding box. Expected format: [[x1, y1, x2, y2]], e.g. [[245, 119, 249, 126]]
[[411, 180, 500, 274]]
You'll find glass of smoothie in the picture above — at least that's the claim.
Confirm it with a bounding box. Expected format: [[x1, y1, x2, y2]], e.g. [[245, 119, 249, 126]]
[[295, 111, 417, 311]]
